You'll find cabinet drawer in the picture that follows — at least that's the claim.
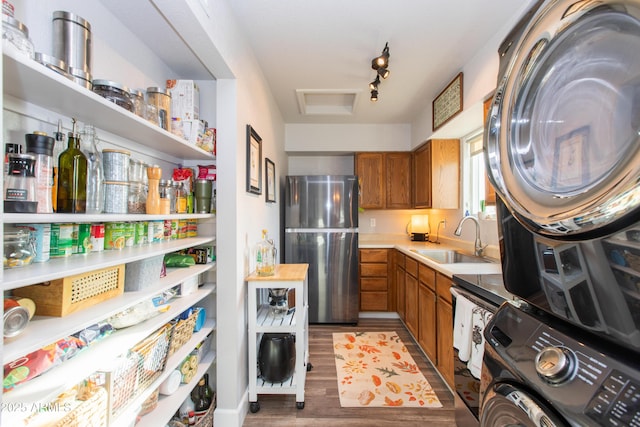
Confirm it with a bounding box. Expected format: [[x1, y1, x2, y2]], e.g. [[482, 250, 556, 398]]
[[436, 272, 453, 303], [360, 263, 388, 277], [405, 257, 418, 278], [360, 277, 388, 291], [418, 263, 436, 291], [360, 249, 388, 263], [360, 291, 388, 311]]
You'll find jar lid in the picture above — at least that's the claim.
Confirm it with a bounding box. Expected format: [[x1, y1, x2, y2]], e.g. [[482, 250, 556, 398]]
[[104, 181, 129, 186], [52, 11, 91, 32], [93, 79, 130, 93], [129, 88, 144, 98], [34, 52, 72, 80], [2, 15, 29, 37], [102, 148, 131, 156], [25, 132, 55, 156], [146, 87, 171, 97]]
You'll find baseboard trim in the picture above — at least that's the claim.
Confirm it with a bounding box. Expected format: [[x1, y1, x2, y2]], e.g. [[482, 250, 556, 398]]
[[358, 311, 400, 319], [214, 393, 249, 427]]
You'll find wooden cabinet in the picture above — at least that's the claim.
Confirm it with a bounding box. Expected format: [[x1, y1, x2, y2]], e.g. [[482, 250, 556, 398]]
[[435, 273, 454, 388], [418, 264, 437, 363], [394, 251, 406, 320], [359, 249, 390, 311], [355, 152, 411, 209], [385, 152, 412, 209], [484, 95, 497, 205], [404, 257, 419, 338], [413, 139, 460, 209], [355, 152, 385, 209]]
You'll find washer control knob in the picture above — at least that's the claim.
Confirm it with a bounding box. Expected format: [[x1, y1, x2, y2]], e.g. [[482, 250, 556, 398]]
[[535, 346, 577, 384]]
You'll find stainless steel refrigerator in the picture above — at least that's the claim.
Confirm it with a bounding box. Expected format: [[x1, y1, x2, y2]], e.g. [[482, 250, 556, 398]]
[[284, 175, 359, 324]]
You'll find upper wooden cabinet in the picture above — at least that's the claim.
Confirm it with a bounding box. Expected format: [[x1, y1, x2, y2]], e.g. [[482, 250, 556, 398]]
[[355, 152, 411, 209], [413, 139, 460, 209], [483, 96, 497, 205]]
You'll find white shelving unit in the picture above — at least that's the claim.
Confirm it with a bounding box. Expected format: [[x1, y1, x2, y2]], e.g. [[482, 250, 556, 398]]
[[2, 7, 219, 425], [246, 264, 311, 413]]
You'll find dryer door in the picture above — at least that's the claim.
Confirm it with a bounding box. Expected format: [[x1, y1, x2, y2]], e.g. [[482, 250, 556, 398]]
[[486, 0, 640, 238], [480, 382, 568, 427]]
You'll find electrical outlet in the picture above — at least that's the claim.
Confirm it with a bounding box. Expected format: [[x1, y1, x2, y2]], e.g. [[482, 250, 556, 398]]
[[370, 218, 376, 228], [441, 219, 447, 229]]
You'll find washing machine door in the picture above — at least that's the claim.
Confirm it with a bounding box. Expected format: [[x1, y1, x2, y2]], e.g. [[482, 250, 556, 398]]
[[481, 383, 568, 427], [486, 0, 640, 238]]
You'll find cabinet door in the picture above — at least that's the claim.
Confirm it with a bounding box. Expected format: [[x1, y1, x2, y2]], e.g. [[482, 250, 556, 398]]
[[395, 254, 406, 320], [418, 283, 437, 363], [413, 142, 432, 208], [483, 96, 497, 205], [436, 299, 454, 388], [405, 271, 419, 338], [431, 139, 460, 209], [355, 153, 385, 209], [385, 152, 412, 209]]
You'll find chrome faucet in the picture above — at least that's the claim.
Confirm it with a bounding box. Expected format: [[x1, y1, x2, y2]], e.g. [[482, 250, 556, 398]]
[[454, 216, 486, 257]]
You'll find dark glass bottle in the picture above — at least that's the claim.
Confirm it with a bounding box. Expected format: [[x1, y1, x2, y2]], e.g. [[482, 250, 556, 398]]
[[56, 118, 87, 213], [190, 375, 212, 419]]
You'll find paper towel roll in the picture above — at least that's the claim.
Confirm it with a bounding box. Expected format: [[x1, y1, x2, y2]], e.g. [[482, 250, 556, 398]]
[[159, 369, 182, 395]]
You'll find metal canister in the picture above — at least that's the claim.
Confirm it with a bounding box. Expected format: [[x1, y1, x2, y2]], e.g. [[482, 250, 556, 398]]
[[102, 149, 130, 182], [104, 181, 129, 214], [4, 298, 30, 338], [52, 11, 92, 75]]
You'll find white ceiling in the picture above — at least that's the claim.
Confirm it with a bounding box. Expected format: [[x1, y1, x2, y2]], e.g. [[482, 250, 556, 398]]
[[228, 0, 528, 125]]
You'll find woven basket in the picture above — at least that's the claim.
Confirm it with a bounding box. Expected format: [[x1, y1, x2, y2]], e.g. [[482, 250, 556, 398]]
[[168, 309, 199, 357], [54, 387, 108, 427], [13, 264, 125, 316], [132, 323, 173, 392], [195, 393, 216, 427], [100, 352, 140, 420]]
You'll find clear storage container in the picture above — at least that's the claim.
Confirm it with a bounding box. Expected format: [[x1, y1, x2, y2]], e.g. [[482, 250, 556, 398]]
[[93, 79, 134, 112]]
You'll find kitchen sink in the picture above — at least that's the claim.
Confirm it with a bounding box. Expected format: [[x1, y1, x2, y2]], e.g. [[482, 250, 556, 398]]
[[410, 249, 492, 264]]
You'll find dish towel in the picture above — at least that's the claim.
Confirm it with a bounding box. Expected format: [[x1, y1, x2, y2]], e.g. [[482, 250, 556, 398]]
[[467, 306, 493, 379], [453, 293, 475, 362]]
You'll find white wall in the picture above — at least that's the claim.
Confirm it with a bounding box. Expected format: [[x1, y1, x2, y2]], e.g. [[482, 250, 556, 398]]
[[287, 154, 354, 175], [286, 123, 411, 152]]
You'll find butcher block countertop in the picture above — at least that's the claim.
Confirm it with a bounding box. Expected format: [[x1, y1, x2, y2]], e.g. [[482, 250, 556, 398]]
[[245, 263, 309, 282], [359, 233, 502, 278]]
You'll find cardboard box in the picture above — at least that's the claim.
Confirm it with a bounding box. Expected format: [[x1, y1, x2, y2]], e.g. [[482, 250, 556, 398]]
[[166, 79, 200, 120]]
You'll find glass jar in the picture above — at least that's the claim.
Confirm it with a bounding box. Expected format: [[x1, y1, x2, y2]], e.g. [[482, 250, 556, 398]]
[[146, 87, 171, 132], [5, 153, 37, 213], [255, 229, 276, 276], [3, 228, 35, 269], [173, 181, 187, 213], [128, 158, 145, 183], [159, 179, 176, 213], [93, 79, 134, 112], [127, 181, 147, 214], [129, 88, 146, 118], [2, 15, 34, 59]]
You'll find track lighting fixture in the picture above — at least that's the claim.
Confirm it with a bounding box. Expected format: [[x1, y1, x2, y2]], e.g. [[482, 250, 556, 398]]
[[369, 42, 390, 101]]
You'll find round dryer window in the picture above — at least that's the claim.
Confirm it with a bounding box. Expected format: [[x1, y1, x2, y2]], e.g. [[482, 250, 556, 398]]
[[487, 0, 640, 237]]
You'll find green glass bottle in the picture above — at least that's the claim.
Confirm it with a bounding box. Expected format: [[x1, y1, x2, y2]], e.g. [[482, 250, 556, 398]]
[[56, 118, 87, 213]]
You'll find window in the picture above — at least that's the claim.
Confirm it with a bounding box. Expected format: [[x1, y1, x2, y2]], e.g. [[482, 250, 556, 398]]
[[462, 129, 495, 218]]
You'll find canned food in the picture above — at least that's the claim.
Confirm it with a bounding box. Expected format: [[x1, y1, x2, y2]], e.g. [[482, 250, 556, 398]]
[[104, 222, 126, 250], [90, 223, 105, 252], [124, 222, 135, 247], [76, 223, 91, 254], [135, 221, 147, 245], [104, 181, 129, 214], [178, 220, 188, 239], [148, 220, 163, 244], [50, 223, 73, 257], [4, 298, 30, 338], [102, 149, 130, 182], [187, 220, 198, 238]]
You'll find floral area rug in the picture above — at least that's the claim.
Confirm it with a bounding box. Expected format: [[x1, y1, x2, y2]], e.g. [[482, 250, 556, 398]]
[[332, 331, 442, 408]]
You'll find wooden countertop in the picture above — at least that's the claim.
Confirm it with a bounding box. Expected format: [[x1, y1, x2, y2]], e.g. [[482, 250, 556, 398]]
[[245, 263, 309, 282]]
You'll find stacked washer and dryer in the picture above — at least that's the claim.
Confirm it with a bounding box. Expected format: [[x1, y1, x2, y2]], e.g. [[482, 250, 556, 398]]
[[482, 0, 640, 425]]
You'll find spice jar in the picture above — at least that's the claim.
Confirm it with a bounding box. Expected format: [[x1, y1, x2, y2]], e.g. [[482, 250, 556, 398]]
[[128, 181, 147, 214], [159, 179, 176, 213], [146, 87, 171, 131], [4, 153, 37, 213], [93, 79, 134, 112], [3, 227, 35, 269]]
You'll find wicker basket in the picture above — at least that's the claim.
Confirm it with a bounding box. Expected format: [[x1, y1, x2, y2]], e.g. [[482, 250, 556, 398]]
[[139, 387, 160, 416], [54, 387, 108, 427], [132, 323, 173, 392], [168, 309, 199, 357], [195, 393, 216, 427], [99, 352, 140, 421], [13, 264, 125, 316]]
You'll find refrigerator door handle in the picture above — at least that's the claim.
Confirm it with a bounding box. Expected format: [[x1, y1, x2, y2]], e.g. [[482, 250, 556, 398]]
[[285, 228, 359, 233]]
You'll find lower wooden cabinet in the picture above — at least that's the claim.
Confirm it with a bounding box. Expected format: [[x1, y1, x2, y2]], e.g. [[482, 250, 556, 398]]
[[418, 264, 437, 363], [395, 251, 406, 319], [404, 257, 419, 338], [435, 273, 454, 388], [359, 249, 390, 311]]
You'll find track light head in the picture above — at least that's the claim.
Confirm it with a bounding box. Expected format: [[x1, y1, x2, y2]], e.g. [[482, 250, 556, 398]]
[[370, 90, 378, 102], [371, 42, 390, 70], [377, 68, 390, 79], [369, 75, 380, 90]]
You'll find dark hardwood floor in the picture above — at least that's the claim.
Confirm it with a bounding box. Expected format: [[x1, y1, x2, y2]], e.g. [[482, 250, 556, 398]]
[[243, 318, 455, 426]]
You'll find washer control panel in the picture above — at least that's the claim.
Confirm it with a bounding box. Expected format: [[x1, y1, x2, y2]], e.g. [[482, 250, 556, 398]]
[[586, 370, 640, 427]]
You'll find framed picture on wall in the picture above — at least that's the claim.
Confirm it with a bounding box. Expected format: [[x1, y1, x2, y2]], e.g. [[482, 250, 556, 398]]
[[265, 158, 276, 203], [246, 124, 262, 195]]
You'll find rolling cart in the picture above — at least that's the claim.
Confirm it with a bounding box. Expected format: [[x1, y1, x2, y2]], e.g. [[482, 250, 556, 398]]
[[246, 263, 312, 413]]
